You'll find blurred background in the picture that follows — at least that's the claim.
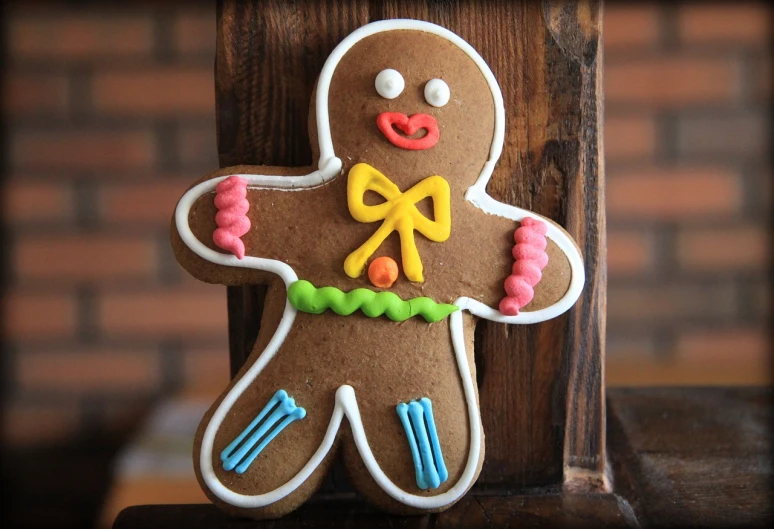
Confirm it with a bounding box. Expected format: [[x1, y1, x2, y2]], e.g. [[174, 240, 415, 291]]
[[1, 1, 770, 528]]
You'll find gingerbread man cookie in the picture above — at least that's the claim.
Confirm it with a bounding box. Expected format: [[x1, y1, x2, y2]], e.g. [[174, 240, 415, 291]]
[[171, 19, 584, 519]]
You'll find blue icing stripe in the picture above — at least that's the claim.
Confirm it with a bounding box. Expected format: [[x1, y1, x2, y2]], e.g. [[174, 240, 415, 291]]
[[221, 389, 306, 474], [420, 397, 449, 484], [396, 397, 448, 490]]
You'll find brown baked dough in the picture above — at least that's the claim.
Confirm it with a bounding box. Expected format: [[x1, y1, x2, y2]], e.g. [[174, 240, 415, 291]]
[[171, 26, 581, 519]]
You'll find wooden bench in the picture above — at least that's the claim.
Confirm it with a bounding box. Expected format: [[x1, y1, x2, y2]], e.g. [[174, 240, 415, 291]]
[[113, 387, 773, 527]]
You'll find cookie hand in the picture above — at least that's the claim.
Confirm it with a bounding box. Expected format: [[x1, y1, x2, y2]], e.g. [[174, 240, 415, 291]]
[[172, 159, 341, 286], [458, 185, 585, 325]]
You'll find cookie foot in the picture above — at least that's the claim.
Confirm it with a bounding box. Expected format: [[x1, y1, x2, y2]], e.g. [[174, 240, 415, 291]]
[[396, 397, 448, 490], [221, 389, 306, 474]]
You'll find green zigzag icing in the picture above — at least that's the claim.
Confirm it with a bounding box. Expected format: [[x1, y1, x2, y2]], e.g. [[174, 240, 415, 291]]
[[287, 280, 458, 323]]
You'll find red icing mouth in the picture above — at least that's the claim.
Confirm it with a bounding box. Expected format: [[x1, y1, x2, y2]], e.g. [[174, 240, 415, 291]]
[[376, 112, 440, 150]]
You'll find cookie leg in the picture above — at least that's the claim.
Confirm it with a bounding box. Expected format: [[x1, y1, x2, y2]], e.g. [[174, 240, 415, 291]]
[[339, 387, 483, 515], [338, 313, 484, 515], [194, 293, 345, 520], [196, 381, 341, 520]]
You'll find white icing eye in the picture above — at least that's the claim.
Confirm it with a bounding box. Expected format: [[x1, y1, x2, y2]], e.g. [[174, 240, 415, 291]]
[[424, 78, 450, 108], [375, 69, 404, 99]]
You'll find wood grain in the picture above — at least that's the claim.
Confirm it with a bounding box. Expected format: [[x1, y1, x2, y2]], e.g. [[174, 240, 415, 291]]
[[113, 493, 639, 529], [216, 0, 605, 490], [607, 387, 774, 528]]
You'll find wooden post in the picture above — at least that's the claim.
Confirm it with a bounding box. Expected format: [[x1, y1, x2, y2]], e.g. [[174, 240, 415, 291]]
[[216, 0, 606, 493]]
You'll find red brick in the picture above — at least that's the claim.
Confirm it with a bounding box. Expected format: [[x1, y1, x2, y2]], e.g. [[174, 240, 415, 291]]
[[607, 167, 742, 220], [3, 292, 77, 340], [2, 400, 79, 446], [604, 115, 657, 160], [100, 179, 190, 224], [173, 9, 217, 56], [678, 4, 771, 46], [603, 4, 661, 50], [8, 10, 154, 60], [3, 181, 74, 224], [606, 333, 658, 359], [181, 345, 230, 391], [607, 229, 654, 276], [178, 126, 218, 165], [605, 56, 739, 107], [93, 68, 214, 116], [15, 235, 157, 282], [677, 225, 769, 272], [606, 354, 771, 387], [676, 328, 769, 364], [11, 129, 156, 171], [3, 72, 69, 116], [17, 349, 160, 394], [98, 286, 228, 338], [608, 283, 737, 325]]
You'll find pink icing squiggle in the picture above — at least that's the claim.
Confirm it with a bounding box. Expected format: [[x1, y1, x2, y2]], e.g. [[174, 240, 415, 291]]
[[213, 176, 251, 260], [499, 217, 549, 315]]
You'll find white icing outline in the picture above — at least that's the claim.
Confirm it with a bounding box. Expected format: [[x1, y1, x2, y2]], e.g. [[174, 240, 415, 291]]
[[174, 19, 586, 511]]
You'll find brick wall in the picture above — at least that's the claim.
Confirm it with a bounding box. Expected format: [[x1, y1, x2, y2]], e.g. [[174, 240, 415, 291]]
[[2, 4, 227, 448], [604, 3, 771, 386], [1, 3, 770, 448]]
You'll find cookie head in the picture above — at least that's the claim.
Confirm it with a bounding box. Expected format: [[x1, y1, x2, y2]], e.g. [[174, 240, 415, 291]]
[[323, 29, 499, 191]]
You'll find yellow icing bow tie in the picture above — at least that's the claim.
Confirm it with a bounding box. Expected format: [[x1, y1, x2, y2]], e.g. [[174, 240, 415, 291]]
[[344, 163, 451, 283]]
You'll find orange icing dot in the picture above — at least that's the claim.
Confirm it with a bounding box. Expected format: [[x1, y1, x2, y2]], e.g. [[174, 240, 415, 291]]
[[368, 256, 399, 289]]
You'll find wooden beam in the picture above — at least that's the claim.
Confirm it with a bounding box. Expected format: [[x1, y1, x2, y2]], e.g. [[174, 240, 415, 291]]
[[215, 0, 606, 491]]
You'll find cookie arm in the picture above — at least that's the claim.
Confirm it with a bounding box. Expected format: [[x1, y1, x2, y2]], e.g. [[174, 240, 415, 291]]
[[172, 161, 340, 286], [457, 187, 585, 324]]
